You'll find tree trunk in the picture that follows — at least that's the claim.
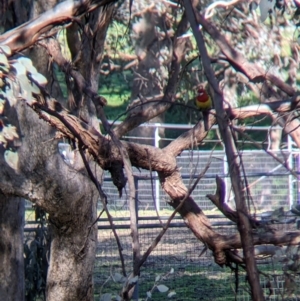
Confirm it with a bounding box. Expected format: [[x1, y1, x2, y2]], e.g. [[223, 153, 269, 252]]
[[0, 93, 100, 301], [46, 205, 98, 301], [0, 195, 25, 301], [17, 105, 100, 301], [0, 2, 113, 300], [128, 6, 171, 146]]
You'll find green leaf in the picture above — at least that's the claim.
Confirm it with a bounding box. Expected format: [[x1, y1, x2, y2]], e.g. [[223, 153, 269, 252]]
[[157, 284, 169, 293], [0, 133, 6, 146], [4, 83, 17, 107], [30, 82, 41, 95], [30, 72, 47, 87], [18, 74, 36, 105], [259, 0, 274, 22], [2, 124, 19, 140], [0, 64, 9, 73], [146, 291, 152, 298], [169, 268, 174, 274], [11, 81, 20, 99], [18, 57, 37, 74], [128, 275, 138, 285], [0, 45, 11, 56], [12, 61, 27, 75], [4, 150, 19, 170], [168, 291, 176, 298], [155, 275, 161, 282], [0, 53, 9, 69], [113, 272, 125, 283]]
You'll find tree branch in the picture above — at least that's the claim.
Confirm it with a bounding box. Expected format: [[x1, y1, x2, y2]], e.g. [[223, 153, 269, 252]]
[[164, 113, 215, 156], [113, 11, 190, 138], [183, 1, 264, 299], [78, 146, 127, 276], [40, 39, 107, 107], [0, 0, 116, 54], [206, 176, 238, 223], [28, 97, 300, 267], [195, 8, 295, 96]]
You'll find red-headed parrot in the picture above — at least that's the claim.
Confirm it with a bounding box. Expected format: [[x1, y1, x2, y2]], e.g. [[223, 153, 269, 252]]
[[195, 86, 212, 131]]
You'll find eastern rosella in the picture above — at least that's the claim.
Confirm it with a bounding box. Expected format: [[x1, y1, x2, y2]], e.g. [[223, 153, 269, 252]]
[[195, 86, 212, 131], [195, 87, 212, 110]]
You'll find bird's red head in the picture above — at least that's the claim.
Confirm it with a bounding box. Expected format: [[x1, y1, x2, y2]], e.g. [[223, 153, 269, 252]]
[[197, 85, 206, 96], [196, 86, 210, 103]]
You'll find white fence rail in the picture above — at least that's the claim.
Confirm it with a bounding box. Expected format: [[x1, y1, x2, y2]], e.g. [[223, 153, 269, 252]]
[[103, 150, 298, 212], [25, 123, 300, 212], [101, 122, 300, 212]]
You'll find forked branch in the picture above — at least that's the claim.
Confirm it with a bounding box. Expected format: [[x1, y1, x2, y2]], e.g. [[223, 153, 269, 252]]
[[206, 176, 238, 223]]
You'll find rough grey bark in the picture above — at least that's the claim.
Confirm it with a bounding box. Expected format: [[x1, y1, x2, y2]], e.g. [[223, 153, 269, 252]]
[[0, 103, 100, 301], [0, 2, 27, 300], [15, 103, 99, 301], [0, 195, 25, 301], [0, 1, 112, 300]]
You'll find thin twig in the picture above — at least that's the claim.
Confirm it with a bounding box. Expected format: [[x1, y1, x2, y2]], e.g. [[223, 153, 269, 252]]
[[137, 161, 211, 269], [78, 146, 127, 276], [77, 208, 105, 258], [205, 0, 242, 19], [96, 107, 141, 278], [121, 162, 211, 298], [113, 11, 189, 138], [233, 127, 298, 178], [182, 1, 264, 299]]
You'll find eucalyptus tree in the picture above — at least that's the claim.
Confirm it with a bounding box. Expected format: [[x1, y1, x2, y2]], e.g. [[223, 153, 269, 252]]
[[1, 1, 300, 301]]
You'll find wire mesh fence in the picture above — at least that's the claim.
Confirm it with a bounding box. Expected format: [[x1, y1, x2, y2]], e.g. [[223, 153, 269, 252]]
[[93, 216, 300, 301], [102, 149, 298, 213], [95, 128, 300, 300], [25, 124, 300, 213], [23, 124, 300, 300], [23, 213, 300, 300]]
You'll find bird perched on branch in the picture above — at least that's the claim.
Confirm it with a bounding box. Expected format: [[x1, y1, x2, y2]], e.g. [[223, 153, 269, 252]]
[[195, 86, 212, 131]]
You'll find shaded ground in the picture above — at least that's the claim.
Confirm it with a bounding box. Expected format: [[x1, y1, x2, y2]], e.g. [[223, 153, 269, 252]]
[[94, 216, 300, 301], [23, 213, 300, 300]]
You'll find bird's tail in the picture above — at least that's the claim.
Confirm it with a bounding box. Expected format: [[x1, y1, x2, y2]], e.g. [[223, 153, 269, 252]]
[[203, 110, 209, 131]]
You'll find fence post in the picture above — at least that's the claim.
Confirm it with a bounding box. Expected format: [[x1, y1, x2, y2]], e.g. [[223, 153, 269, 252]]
[[154, 125, 160, 211]]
